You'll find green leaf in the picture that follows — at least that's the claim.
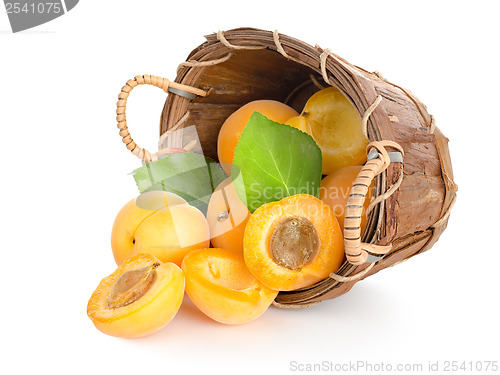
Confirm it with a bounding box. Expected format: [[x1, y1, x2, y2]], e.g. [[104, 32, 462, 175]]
[[130, 153, 227, 214], [232, 112, 322, 213]]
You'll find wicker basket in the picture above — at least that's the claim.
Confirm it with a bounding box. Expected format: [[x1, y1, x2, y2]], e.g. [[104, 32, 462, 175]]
[[116, 27, 457, 308]]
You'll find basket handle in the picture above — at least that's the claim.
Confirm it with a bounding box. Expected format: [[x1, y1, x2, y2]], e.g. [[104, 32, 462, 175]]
[[116, 75, 207, 162], [343, 140, 404, 265]]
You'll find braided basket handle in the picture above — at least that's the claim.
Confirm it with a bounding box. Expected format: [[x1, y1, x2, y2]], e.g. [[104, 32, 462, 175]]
[[343, 140, 405, 265], [116, 75, 207, 162]]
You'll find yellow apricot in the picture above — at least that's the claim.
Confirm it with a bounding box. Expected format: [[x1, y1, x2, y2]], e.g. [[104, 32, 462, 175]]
[[87, 253, 184, 338], [111, 191, 210, 267], [319, 166, 374, 234], [217, 100, 299, 174], [286, 86, 368, 174], [206, 178, 250, 253], [181, 248, 278, 325], [134, 190, 187, 210], [244, 194, 344, 291], [285, 115, 308, 133]]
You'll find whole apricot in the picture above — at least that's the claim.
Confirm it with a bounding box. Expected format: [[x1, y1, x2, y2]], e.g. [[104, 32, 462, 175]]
[[244, 194, 344, 291], [319, 166, 374, 234], [181, 248, 278, 325], [286, 86, 368, 174], [217, 100, 299, 174], [111, 191, 210, 266], [87, 253, 184, 338], [206, 177, 250, 253]]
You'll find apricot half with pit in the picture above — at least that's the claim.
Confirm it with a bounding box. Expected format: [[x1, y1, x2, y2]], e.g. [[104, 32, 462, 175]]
[[87, 253, 184, 338], [111, 191, 210, 266], [181, 248, 278, 325], [243, 194, 344, 291]]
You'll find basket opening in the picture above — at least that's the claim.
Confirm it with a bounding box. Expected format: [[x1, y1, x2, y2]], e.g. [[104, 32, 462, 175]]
[[185, 49, 324, 161]]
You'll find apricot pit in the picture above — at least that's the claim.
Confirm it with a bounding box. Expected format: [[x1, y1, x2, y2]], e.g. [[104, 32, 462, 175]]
[[270, 217, 319, 271], [106, 263, 158, 309]]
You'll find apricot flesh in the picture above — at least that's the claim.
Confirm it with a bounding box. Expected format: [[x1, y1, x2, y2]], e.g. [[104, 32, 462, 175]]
[[285, 115, 308, 133], [181, 248, 278, 325], [286, 86, 368, 174], [244, 194, 344, 291], [111, 191, 210, 266], [217, 100, 299, 174], [319, 166, 374, 234], [206, 177, 251, 253], [87, 253, 184, 338]]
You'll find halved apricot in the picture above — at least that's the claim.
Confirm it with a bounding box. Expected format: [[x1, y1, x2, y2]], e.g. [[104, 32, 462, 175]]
[[181, 248, 278, 325], [87, 253, 184, 338], [243, 194, 344, 291], [206, 178, 251, 253], [285, 86, 368, 174]]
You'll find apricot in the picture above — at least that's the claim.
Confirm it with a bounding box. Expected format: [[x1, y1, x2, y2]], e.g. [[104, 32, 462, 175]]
[[181, 248, 278, 325], [217, 100, 299, 174], [243, 194, 344, 291], [111, 191, 210, 267], [319, 166, 374, 234], [206, 178, 251, 253], [285, 86, 368, 174], [285, 115, 308, 133], [87, 253, 184, 338]]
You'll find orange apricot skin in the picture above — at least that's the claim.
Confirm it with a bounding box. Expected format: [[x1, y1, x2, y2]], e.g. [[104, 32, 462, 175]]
[[87, 253, 184, 338], [319, 166, 374, 234], [129, 204, 210, 267], [243, 194, 344, 291], [181, 248, 278, 325], [210, 218, 248, 253], [206, 177, 251, 253], [111, 193, 210, 267], [217, 100, 299, 174]]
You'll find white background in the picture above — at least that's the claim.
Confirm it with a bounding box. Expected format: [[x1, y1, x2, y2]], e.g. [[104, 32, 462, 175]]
[[1, 1, 499, 374]]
